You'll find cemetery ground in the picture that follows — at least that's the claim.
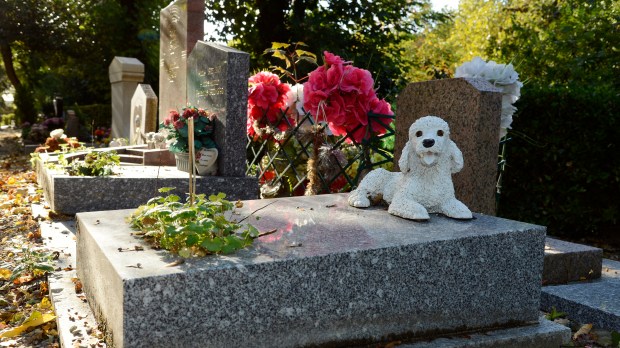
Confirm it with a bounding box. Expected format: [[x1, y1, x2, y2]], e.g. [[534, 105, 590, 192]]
[[0, 127, 618, 347]]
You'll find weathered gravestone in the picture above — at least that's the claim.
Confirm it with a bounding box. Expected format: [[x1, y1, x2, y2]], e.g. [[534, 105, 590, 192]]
[[187, 41, 250, 177], [159, 0, 204, 123], [109, 57, 145, 140], [64, 110, 79, 138], [395, 78, 502, 215], [130, 84, 158, 145]]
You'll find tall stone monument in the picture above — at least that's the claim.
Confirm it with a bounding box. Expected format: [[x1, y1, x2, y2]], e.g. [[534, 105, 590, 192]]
[[130, 84, 158, 145], [187, 41, 250, 177], [109, 57, 145, 140], [395, 78, 502, 215], [159, 0, 205, 123]]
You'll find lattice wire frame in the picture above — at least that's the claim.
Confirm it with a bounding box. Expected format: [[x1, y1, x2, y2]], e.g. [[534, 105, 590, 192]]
[[246, 109, 395, 197]]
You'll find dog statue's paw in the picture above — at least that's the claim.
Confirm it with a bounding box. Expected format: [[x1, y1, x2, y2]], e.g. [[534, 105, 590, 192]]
[[348, 190, 371, 208], [440, 199, 473, 220], [388, 201, 430, 221]]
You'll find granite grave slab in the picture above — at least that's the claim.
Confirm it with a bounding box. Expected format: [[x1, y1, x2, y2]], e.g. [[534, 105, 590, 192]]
[[77, 193, 549, 347], [543, 237, 603, 284], [541, 259, 620, 331], [34, 153, 257, 214]]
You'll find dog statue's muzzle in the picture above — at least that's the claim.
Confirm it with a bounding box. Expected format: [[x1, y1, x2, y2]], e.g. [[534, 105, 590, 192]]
[[422, 139, 435, 148]]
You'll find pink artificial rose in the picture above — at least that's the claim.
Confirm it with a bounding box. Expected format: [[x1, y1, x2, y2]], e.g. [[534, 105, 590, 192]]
[[340, 66, 374, 95], [303, 89, 329, 118], [323, 51, 345, 66], [249, 83, 279, 109], [306, 66, 328, 93]]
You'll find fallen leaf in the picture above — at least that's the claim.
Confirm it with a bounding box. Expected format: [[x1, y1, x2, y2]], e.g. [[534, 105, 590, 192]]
[[0, 311, 56, 338], [0, 268, 11, 280], [573, 323, 593, 340], [235, 200, 243, 208], [39, 297, 52, 310]]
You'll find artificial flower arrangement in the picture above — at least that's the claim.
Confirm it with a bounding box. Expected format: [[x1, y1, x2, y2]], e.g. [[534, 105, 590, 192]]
[[454, 57, 523, 138], [34, 128, 81, 153], [247, 45, 394, 197], [160, 106, 217, 153]]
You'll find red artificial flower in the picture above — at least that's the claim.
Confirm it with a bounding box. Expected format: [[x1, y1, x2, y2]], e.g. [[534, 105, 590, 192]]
[[247, 71, 293, 137]]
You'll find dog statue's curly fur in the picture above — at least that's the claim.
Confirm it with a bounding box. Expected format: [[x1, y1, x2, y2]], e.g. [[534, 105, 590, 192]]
[[348, 116, 472, 221]]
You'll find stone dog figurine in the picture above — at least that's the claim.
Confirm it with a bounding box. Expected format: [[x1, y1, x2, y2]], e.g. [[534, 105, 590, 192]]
[[348, 116, 472, 221]]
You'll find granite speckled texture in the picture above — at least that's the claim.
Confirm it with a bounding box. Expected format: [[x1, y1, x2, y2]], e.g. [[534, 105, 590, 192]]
[[543, 237, 602, 284], [187, 41, 250, 177], [158, 0, 205, 123], [541, 259, 620, 331], [395, 78, 502, 215], [77, 193, 545, 348], [35, 159, 258, 214]]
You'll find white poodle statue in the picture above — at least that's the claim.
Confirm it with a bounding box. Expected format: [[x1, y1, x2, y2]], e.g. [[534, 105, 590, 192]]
[[348, 116, 473, 221]]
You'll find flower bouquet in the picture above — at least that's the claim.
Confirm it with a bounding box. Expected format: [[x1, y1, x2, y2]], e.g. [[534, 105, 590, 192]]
[[160, 106, 218, 175]]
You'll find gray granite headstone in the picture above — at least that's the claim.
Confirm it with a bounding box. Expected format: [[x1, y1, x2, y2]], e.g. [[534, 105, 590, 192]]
[[395, 78, 502, 215], [187, 41, 250, 177], [130, 84, 158, 145], [109, 57, 144, 140], [158, 0, 205, 123]]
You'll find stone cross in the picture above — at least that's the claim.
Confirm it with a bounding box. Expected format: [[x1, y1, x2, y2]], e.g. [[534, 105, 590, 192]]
[[109, 57, 144, 140], [158, 0, 205, 123], [130, 84, 158, 145], [394, 78, 502, 215], [187, 41, 250, 177]]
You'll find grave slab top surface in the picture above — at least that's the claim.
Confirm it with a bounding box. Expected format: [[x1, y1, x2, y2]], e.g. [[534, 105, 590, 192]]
[[78, 193, 545, 280]]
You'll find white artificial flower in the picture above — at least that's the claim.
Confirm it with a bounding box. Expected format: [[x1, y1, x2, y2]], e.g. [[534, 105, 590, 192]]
[[454, 57, 487, 78], [50, 129, 65, 139], [455, 57, 522, 138], [286, 83, 305, 116]]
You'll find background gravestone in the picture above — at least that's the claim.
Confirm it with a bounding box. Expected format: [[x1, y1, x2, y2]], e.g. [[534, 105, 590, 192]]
[[187, 41, 250, 177], [159, 0, 205, 123], [64, 110, 79, 138], [395, 78, 502, 215], [130, 84, 158, 145], [109, 57, 144, 139]]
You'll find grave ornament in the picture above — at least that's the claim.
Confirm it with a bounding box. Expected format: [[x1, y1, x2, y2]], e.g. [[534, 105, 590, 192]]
[[348, 116, 473, 221]]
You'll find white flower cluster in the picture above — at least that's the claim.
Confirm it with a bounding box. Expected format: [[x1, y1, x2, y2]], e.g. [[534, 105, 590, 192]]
[[50, 128, 67, 140], [455, 57, 523, 138]]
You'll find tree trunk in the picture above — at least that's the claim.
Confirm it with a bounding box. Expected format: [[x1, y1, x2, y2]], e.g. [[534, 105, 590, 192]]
[[0, 42, 22, 90]]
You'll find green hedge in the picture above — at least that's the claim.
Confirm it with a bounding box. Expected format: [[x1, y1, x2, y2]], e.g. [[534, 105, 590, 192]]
[[71, 104, 111, 129], [498, 83, 620, 239]]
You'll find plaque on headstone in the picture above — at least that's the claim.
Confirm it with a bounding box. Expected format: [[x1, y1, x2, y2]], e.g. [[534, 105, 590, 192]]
[[395, 78, 502, 215], [187, 41, 250, 177], [159, 0, 205, 123], [130, 84, 158, 145]]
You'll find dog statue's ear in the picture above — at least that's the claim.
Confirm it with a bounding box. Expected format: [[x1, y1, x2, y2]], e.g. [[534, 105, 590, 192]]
[[449, 140, 464, 173], [398, 141, 412, 173]]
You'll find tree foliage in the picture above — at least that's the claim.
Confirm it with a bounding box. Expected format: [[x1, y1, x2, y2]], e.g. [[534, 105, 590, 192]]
[[206, 0, 435, 99], [0, 0, 167, 124]]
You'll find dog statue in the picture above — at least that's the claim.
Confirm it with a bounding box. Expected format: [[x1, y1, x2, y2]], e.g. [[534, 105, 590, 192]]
[[348, 116, 473, 221]]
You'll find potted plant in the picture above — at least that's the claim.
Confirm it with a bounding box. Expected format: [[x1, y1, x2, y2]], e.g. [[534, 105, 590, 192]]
[[160, 107, 218, 175]]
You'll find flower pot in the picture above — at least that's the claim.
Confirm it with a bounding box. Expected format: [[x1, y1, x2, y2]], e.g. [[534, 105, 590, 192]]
[[174, 148, 218, 176]]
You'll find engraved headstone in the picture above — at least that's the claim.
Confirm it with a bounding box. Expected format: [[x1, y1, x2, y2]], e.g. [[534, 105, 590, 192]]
[[187, 41, 250, 177], [395, 78, 502, 215], [109, 57, 144, 140], [158, 0, 205, 123], [130, 84, 158, 145]]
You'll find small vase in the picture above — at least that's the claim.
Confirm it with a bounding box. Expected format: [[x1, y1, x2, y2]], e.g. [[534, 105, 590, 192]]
[[174, 149, 218, 176]]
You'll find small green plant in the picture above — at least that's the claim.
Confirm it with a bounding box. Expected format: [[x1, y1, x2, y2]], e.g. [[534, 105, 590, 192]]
[[7, 247, 55, 282], [611, 331, 620, 347], [66, 150, 120, 176], [128, 188, 259, 257], [545, 306, 567, 320]]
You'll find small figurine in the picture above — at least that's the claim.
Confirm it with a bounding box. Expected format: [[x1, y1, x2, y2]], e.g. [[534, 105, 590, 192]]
[[348, 116, 472, 221]]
